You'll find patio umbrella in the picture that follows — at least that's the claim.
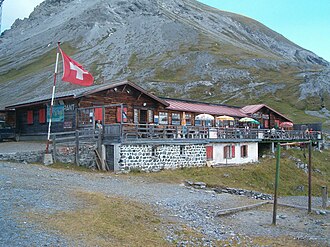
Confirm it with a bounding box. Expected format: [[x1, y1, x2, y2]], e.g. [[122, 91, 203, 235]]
[[239, 117, 260, 125], [195, 113, 214, 121], [280, 121, 293, 128], [216, 115, 234, 121], [181, 112, 186, 126]]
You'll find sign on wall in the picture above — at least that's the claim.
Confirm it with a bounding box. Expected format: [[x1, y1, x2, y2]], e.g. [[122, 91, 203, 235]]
[[63, 121, 73, 129], [64, 104, 75, 111], [47, 105, 64, 122]]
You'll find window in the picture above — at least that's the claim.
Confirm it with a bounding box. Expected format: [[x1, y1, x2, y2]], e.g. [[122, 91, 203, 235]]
[[185, 113, 192, 126], [241, 145, 248, 158], [159, 112, 168, 125], [195, 120, 202, 126], [27, 110, 33, 124], [224, 145, 235, 159], [154, 115, 159, 124], [133, 109, 139, 123], [206, 146, 213, 161], [180, 145, 185, 155], [151, 146, 158, 156], [39, 109, 46, 124], [205, 120, 212, 127], [148, 110, 153, 123], [171, 113, 180, 125], [77, 109, 93, 126]]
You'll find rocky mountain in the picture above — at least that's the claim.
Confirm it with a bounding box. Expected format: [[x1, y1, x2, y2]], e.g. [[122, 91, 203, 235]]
[[1, 0, 329, 127]]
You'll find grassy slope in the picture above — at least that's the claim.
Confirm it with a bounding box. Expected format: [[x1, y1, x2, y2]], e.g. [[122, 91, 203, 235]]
[[29, 191, 170, 246], [127, 33, 327, 126], [27, 189, 322, 247], [1, 32, 327, 126], [0, 43, 76, 83], [128, 149, 330, 197]]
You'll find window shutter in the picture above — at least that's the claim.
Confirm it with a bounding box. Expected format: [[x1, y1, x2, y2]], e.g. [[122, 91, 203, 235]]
[[116, 107, 121, 123], [206, 146, 213, 161], [246, 145, 248, 157], [27, 110, 33, 124], [232, 145, 235, 158], [241, 146, 244, 158], [39, 109, 46, 123], [94, 108, 103, 121], [223, 146, 227, 159]]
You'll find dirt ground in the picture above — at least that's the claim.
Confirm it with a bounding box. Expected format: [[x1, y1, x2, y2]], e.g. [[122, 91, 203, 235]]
[[1, 159, 329, 246]]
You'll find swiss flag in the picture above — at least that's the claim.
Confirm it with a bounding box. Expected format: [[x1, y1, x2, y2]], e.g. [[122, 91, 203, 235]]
[[59, 47, 94, 86]]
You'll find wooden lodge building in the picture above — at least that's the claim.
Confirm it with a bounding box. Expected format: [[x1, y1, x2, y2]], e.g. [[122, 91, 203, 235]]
[[3, 80, 322, 171]]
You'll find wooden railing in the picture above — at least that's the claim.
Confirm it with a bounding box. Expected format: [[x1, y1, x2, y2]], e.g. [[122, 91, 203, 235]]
[[118, 124, 322, 141], [50, 124, 322, 144], [51, 129, 103, 167]]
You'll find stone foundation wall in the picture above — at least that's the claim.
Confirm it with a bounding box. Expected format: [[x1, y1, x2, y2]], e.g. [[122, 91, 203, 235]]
[[54, 143, 97, 169], [0, 143, 97, 168], [119, 144, 206, 172], [0, 151, 44, 163]]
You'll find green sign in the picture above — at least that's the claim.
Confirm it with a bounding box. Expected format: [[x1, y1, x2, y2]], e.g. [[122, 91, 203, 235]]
[[47, 105, 64, 122]]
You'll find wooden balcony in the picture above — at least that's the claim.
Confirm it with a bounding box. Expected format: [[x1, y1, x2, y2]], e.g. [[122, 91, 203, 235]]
[[102, 124, 322, 143]]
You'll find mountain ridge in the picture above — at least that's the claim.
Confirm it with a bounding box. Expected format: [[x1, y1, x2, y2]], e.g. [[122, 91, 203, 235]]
[[1, 0, 329, 127]]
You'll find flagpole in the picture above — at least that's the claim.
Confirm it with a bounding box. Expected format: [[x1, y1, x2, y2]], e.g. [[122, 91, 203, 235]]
[[46, 42, 61, 154]]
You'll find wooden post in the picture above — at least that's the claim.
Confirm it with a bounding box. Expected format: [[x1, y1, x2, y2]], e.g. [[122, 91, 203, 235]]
[[52, 134, 56, 162], [308, 141, 312, 213], [75, 130, 79, 166], [321, 186, 328, 209], [272, 143, 281, 225], [97, 130, 102, 155], [97, 130, 106, 170]]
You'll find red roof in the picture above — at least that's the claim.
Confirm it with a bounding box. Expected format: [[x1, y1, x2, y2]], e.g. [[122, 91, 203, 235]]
[[165, 99, 247, 117], [241, 104, 292, 122], [241, 104, 265, 114]]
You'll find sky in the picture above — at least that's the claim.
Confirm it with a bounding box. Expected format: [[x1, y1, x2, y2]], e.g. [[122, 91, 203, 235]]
[[199, 0, 330, 62], [1, 0, 330, 61]]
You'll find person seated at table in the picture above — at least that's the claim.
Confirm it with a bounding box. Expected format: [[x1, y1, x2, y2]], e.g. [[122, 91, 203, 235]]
[[270, 127, 276, 137]]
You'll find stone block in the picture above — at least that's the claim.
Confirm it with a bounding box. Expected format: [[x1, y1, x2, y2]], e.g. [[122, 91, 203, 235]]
[[43, 153, 53, 165]]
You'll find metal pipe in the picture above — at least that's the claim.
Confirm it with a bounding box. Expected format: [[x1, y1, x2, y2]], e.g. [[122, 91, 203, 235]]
[[308, 141, 312, 213], [272, 143, 281, 225]]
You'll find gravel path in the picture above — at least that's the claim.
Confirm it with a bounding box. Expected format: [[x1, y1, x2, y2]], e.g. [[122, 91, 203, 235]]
[[0, 141, 45, 154], [1, 161, 329, 246]]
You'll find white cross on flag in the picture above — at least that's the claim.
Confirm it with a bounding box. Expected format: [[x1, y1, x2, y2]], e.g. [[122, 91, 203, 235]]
[[59, 47, 94, 86]]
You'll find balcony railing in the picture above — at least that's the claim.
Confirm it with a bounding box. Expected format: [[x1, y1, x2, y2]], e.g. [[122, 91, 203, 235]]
[[102, 124, 322, 142]]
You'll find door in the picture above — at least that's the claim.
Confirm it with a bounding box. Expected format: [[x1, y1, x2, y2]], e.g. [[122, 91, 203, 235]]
[[139, 110, 147, 124], [106, 145, 115, 171]]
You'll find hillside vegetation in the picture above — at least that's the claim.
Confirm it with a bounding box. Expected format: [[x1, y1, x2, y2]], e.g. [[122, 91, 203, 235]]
[[129, 148, 330, 197]]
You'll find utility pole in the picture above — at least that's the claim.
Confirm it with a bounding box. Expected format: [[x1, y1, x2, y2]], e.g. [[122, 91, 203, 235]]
[[0, 0, 4, 33]]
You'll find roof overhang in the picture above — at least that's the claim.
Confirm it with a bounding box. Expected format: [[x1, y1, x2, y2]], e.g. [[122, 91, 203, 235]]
[[242, 104, 292, 122], [5, 80, 169, 109], [82, 80, 169, 107]]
